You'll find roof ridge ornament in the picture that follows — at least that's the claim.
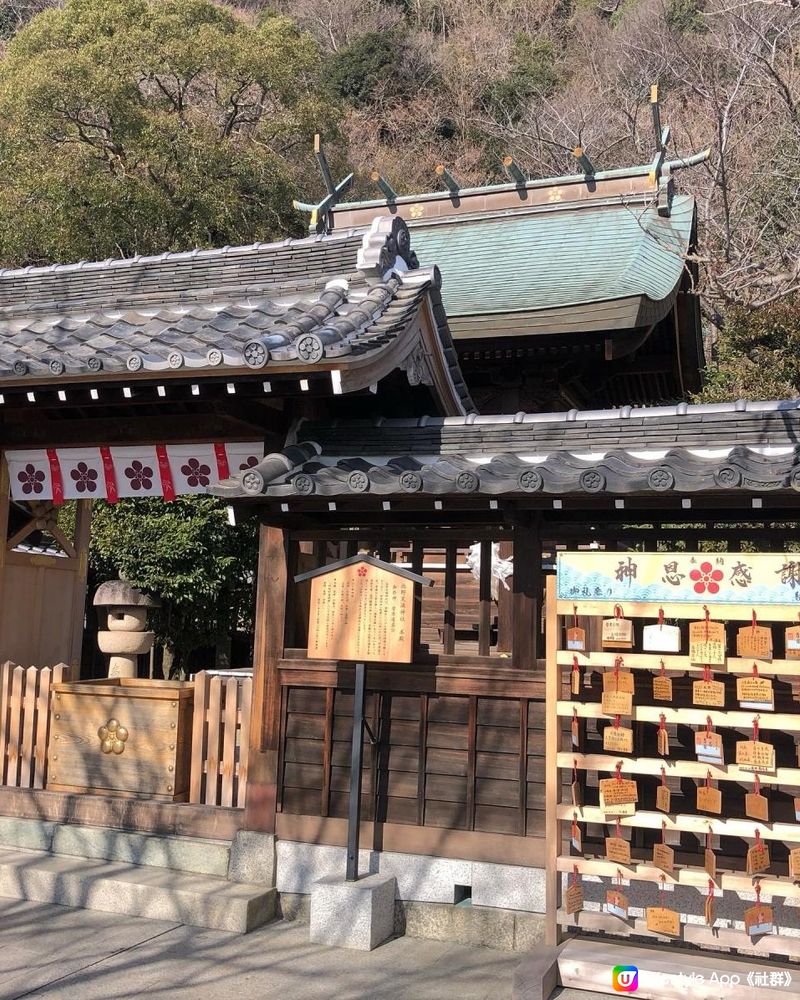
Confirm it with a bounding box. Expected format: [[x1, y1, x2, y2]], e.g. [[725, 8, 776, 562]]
[[357, 216, 419, 279], [293, 134, 354, 235]]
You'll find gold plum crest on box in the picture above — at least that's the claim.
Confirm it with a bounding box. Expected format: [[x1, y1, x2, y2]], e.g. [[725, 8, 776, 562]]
[[97, 718, 129, 755]]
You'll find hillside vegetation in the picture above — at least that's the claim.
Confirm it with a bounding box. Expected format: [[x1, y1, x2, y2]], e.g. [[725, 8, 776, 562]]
[[1, 0, 800, 397]]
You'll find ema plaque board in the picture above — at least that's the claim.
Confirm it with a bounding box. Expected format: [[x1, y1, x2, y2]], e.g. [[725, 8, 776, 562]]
[[307, 561, 416, 663]]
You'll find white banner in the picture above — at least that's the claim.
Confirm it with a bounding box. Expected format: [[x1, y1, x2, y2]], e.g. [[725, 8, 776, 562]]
[[6, 442, 263, 503]]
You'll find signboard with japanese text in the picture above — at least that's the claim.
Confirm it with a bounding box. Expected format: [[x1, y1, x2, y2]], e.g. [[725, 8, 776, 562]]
[[557, 551, 800, 618], [306, 560, 415, 663]]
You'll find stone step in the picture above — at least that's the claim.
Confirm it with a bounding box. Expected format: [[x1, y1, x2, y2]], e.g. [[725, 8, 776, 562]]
[[0, 846, 275, 932], [52, 824, 231, 877], [0, 817, 231, 877]]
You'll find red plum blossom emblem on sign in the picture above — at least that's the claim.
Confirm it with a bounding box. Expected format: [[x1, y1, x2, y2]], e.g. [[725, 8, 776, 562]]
[[180, 458, 211, 487], [358, 566, 368, 577], [70, 462, 98, 494], [17, 464, 45, 495], [690, 561, 724, 595], [124, 460, 154, 491]]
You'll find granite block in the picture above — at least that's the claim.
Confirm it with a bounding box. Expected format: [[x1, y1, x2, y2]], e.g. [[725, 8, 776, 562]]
[[310, 874, 396, 951], [227, 831, 275, 886], [472, 863, 546, 913]]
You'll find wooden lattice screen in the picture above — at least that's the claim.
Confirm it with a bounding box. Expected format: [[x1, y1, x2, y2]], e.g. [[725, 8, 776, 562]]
[[189, 671, 252, 808]]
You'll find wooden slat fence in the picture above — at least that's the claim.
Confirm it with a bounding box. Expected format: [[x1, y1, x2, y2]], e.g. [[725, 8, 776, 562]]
[[189, 671, 252, 808], [0, 661, 69, 788]]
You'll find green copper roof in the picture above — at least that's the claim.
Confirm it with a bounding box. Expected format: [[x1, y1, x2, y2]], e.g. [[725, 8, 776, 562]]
[[412, 194, 695, 317]]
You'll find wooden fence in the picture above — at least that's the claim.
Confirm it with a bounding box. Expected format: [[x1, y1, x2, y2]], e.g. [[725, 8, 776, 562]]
[[0, 661, 69, 789], [189, 671, 252, 808]]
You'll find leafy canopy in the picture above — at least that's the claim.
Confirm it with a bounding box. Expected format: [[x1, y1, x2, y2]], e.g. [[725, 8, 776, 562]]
[[697, 300, 800, 403], [89, 497, 258, 670], [0, 0, 336, 264]]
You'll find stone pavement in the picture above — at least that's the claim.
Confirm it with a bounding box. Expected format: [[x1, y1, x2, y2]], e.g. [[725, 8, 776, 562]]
[[0, 898, 521, 999]]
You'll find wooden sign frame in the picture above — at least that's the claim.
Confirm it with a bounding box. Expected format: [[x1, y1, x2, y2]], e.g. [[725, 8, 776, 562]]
[[546, 552, 800, 961]]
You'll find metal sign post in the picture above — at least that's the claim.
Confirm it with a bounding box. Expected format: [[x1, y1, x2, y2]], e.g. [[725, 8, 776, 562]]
[[346, 661, 367, 881]]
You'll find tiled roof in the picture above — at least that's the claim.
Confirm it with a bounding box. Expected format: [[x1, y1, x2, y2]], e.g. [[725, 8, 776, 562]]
[[0, 232, 362, 314], [0, 216, 475, 414], [411, 195, 695, 320], [209, 399, 800, 498]]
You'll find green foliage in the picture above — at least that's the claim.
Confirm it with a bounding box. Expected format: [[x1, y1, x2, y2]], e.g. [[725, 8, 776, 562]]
[[322, 30, 411, 107], [484, 33, 561, 120], [697, 301, 800, 403], [0, 0, 336, 265], [664, 0, 707, 34], [89, 497, 258, 670]]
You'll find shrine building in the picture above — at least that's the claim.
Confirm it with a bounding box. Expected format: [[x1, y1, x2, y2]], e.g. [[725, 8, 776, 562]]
[[0, 119, 798, 988]]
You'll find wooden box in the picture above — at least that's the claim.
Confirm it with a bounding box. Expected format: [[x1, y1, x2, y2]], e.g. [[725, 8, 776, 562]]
[[46, 678, 193, 801]]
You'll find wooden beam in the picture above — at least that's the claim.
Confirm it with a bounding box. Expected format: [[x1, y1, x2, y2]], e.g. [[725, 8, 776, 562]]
[[244, 524, 288, 833], [68, 501, 92, 675], [478, 540, 492, 656], [497, 540, 513, 653], [544, 575, 561, 946]]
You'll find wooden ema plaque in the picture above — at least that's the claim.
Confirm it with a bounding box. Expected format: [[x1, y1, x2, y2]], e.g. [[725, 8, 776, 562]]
[[646, 906, 680, 937], [599, 777, 638, 814], [786, 625, 800, 659], [605, 836, 631, 865], [736, 740, 776, 773], [745, 790, 769, 822], [704, 848, 717, 882], [747, 840, 770, 875], [565, 882, 584, 915], [736, 675, 774, 711], [689, 620, 726, 665], [602, 616, 633, 650], [745, 903, 774, 937], [795, 796, 800, 822], [306, 560, 416, 663], [697, 783, 722, 814], [606, 889, 629, 919], [656, 784, 671, 813], [566, 626, 586, 652], [695, 730, 723, 765], [692, 678, 725, 708], [652, 842, 675, 874], [789, 847, 800, 879], [601, 690, 633, 716], [602, 670, 635, 694], [642, 623, 681, 653], [652, 675, 673, 701], [604, 723, 633, 754], [737, 624, 773, 660]]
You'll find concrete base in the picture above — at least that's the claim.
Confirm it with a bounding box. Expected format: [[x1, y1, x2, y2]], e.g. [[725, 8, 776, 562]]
[[397, 899, 545, 952], [310, 873, 396, 951], [227, 830, 275, 885], [512, 943, 565, 1000]]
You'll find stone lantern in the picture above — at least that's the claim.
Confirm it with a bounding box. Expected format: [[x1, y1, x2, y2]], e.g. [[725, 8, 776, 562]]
[[94, 580, 159, 678]]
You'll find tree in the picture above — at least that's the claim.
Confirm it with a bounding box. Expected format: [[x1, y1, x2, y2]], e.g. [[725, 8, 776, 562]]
[[696, 299, 800, 402], [0, 0, 337, 265], [89, 497, 259, 675]]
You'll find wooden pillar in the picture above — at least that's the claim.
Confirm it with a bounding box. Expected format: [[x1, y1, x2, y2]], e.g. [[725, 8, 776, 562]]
[[244, 523, 288, 833], [497, 540, 514, 653], [0, 453, 8, 648], [68, 500, 92, 675], [544, 575, 560, 945], [512, 517, 543, 670]]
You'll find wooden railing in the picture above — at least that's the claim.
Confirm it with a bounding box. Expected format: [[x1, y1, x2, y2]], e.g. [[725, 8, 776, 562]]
[[0, 661, 69, 789], [189, 671, 252, 808]]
